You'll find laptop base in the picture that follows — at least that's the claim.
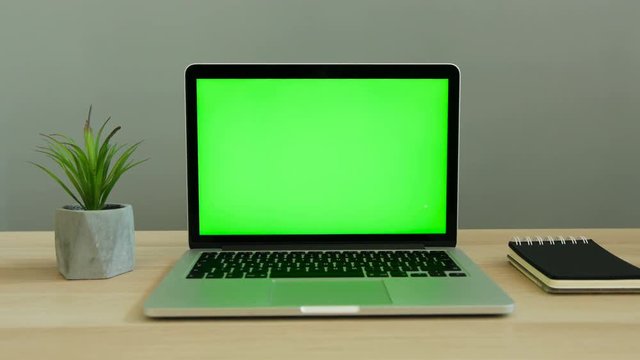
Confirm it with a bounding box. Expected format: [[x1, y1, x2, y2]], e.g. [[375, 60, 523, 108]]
[[144, 248, 514, 317]]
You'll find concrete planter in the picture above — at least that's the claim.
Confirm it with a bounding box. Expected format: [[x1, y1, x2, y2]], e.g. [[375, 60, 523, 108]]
[[54, 204, 135, 280]]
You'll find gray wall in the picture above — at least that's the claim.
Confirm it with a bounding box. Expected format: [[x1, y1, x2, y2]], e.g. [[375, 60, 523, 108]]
[[1, 0, 639, 231]]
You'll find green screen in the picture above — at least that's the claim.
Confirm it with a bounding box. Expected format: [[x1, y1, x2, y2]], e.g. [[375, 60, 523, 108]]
[[196, 79, 448, 235]]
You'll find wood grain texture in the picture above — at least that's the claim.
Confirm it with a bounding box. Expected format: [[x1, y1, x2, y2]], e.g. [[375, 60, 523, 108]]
[[1, 230, 639, 359]]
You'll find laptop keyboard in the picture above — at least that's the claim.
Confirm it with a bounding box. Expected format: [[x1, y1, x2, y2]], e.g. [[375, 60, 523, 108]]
[[186, 250, 466, 279]]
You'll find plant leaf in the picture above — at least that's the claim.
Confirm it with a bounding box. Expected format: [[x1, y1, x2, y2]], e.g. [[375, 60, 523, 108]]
[[30, 162, 83, 207], [34, 108, 146, 210], [38, 136, 91, 207], [96, 116, 112, 146], [34, 149, 83, 194], [99, 142, 145, 208]]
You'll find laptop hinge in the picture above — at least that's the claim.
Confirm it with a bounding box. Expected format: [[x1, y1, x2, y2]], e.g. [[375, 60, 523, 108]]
[[217, 243, 426, 251]]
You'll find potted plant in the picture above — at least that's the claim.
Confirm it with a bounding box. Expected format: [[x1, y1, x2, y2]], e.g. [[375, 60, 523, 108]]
[[32, 106, 147, 279]]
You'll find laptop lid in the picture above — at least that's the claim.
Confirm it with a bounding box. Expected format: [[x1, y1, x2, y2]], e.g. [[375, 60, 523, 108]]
[[185, 64, 459, 249]]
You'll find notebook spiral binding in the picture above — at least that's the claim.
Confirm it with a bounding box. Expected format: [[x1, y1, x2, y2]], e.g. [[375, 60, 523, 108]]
[[511, 235, 590, 246]]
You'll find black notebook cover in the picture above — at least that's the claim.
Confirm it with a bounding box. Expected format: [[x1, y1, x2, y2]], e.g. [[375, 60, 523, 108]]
[[508, 239, 640, 280]]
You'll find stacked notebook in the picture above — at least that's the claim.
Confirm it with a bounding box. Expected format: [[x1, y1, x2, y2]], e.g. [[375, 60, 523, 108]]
[[507, 236, 640, 293]]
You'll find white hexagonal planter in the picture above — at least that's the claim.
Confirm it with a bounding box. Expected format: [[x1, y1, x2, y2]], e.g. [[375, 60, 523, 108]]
[[54, 204, 135, 280]]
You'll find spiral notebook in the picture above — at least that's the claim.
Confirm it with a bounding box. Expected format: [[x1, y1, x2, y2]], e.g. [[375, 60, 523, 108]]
[[507, 236, 640, 293]]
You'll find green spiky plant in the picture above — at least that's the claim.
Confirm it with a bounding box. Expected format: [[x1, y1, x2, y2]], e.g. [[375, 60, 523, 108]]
[[32, 106, 147, 210]]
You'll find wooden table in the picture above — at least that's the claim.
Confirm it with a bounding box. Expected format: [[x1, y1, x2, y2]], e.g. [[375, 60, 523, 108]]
[[1, 230, 639, 359]]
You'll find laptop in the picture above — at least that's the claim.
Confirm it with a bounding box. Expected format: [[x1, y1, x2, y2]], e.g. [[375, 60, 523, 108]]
[[143, 63, 514, 317]]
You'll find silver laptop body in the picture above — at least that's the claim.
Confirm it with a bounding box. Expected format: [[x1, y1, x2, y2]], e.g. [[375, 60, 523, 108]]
[[144, 63, 514, 317]]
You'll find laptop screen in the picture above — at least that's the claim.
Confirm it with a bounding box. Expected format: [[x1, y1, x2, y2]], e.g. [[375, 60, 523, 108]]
[[194, 77, 449, 236]]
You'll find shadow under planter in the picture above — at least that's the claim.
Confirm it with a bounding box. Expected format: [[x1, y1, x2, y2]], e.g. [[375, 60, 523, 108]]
[[55, 204, 135, 280]]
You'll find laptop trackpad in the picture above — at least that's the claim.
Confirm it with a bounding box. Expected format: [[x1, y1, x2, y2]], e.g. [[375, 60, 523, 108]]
[[271, 280, 391, 306]]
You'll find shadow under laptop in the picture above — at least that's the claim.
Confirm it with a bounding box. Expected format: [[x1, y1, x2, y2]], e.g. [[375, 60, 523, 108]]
[[140, 313, 509, 322]]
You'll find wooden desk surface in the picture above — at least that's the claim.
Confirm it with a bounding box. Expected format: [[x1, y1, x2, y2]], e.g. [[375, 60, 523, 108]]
[[1, 230, 639, 359]]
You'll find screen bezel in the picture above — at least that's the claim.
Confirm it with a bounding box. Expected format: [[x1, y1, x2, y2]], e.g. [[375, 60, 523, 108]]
[[185, 64, 459, 249]]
